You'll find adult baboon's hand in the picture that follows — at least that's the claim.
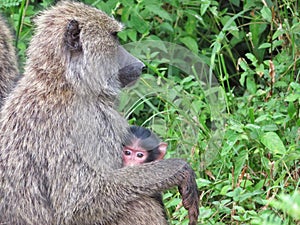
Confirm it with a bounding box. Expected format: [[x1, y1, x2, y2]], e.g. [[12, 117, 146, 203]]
[[178, 164, 199, 225]]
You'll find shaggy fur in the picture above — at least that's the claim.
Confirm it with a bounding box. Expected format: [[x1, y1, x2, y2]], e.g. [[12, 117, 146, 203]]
[[0, 16, 19, 108], [0, 2, 199, 225]]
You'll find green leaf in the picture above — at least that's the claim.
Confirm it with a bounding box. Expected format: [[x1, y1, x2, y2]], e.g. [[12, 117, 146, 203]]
[[127, 29, 137, 42], [130, 11, 149, 34], [245, 53, 257, 64], [179, 36, 198, 54], [272, 28, 285, 40], [220, 185, 232, 195], [250, 17, 267, 47], [159, 22, 174, 33], [285, 93, 300, 102], [230, 0, 240, 7], [287, 102, 296, 118], [261, 6, 272, 22], [290, 82, 300, 90], [239, 72, 247, 86], [239, 59, 249, 71], [200, 0, 210, 16], [185, 14, 197, 35], [258, 43, 271, 49], [234, 149, 248, 184], [222, 129, 240, 156], [291, 23, 300, 33], [196, 178, 211, 188], [260, 132, 286, 155], [272, 40, 284, 50], [146, 5, 172, 21], [246, 77, 257, 94]]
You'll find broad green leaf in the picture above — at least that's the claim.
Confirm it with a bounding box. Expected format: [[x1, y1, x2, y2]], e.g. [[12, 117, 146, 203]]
[[258, 43, 271, 49], [290, 82, 300, 90], [285, 82, 300, 102], [130, 11, 149, 34], [196, 178, 211, 188], [230, 0, 240, 7], [127, 29, 137, 42], [164, 197, 181, 208], [287, 102, 296, 118], [200, 0, 210, 16], [261, 6, 272, 22], [146, 5, 172, 21], [250, 16, 268, 61], [185, 14, 197, 35], [272, 40, 284, 49], [220, 185, 232, 195], [262, 124, 279, 132], [246, 77, 257, 94], [272, 28, 285, 40], [291, 22, 300, 33], [239, 59, 249, 71], [285, 93, 300, 102], [117, 30, 127, 42], [239, 72, 247, 87], [179, 36, 198, 54], [222, 130, 240, 156], [159, 22, 174, 33], [245, 53, 257, 64], [260, 132, 286, 155], [234, 149, 248, 184]]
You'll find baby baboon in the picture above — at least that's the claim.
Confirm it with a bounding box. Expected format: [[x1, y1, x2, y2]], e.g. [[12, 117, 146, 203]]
[[123, 126, 167, 166], [0, 16, 19, 108], [0, 2, 199, 225], [123, 126, 168, 218]]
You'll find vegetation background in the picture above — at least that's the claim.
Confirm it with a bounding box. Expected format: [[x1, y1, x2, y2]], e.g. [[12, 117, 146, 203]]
[[1, 0, 299, 224]]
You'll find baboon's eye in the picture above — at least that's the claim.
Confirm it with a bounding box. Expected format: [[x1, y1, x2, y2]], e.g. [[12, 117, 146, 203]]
[[137, 153, 144, 158], [124, 150, 131, 155], [111, 31, 118, 39]]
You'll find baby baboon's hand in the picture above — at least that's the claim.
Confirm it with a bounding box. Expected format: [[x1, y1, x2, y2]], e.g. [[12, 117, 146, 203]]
[[178, 164, 199, 225]]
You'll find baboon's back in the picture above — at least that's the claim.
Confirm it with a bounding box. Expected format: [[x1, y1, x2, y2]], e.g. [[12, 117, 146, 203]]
[[0, 2, 199, 225], [0, 17, 19, 108], [0, 2, 128, 224]]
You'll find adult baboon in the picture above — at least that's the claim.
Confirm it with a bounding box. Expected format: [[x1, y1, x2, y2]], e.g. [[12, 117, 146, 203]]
[[0, 1, 199, 225], [0, 16, 19, 108]]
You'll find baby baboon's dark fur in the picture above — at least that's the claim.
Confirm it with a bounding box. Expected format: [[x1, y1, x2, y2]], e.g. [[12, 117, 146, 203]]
[[0, 16, 19, 108], [0, 2, 199, 225]]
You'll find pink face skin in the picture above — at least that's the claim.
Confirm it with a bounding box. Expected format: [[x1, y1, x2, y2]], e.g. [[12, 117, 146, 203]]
[[122, 142, 167, 167], [123, 146, 149, 166]]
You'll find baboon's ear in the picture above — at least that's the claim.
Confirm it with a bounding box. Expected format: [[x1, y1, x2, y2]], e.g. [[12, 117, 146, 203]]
[[64, 19, 82, 52]]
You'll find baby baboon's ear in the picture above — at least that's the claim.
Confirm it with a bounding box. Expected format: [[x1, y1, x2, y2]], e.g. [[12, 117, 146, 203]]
[[64, 19, 82, 52]]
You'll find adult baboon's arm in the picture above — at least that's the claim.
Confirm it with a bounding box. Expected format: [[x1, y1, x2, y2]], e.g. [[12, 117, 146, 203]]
[[105, 158, 199, 225]]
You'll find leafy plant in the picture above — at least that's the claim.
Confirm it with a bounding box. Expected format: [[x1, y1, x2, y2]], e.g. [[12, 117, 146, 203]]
[[1, 0, 299, 224]]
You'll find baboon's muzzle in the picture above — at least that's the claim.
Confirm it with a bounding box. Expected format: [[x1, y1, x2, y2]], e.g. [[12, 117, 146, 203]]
[[118, 46, 145, 87]]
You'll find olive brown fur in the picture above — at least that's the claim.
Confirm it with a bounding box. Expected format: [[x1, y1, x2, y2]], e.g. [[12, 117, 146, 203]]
[[0, 1, 199, 224], [0, 16, 19, 108]]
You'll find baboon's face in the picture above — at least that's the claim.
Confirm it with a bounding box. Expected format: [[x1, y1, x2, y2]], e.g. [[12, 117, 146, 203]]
[[31, 1, 144, 96], [63, 3, 144, 95], [65, 4, 144, 92]]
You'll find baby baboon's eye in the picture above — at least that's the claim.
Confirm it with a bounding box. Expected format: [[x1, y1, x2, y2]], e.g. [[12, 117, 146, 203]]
[[124, 150, 131, 155], [137, 152, 144, 158]]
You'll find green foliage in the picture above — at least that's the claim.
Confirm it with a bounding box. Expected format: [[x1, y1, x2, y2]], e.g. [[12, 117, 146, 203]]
[[1, 0, 299, 224]]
